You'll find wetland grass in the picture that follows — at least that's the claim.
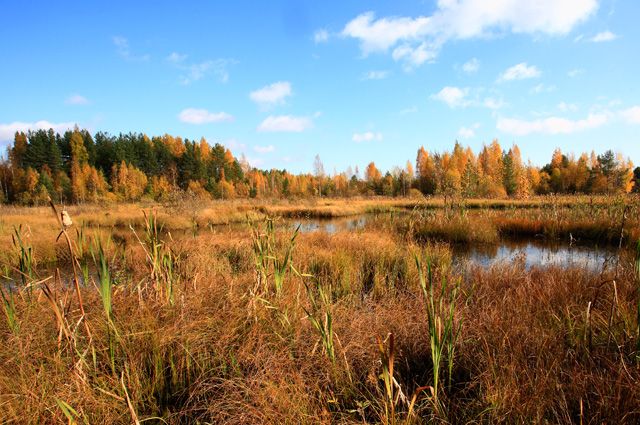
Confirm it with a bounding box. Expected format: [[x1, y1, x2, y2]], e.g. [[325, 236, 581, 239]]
[[1, 197, 639, 423]]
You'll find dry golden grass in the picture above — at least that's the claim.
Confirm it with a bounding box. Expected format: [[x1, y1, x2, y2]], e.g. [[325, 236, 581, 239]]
[[1, 196, 639, 423]]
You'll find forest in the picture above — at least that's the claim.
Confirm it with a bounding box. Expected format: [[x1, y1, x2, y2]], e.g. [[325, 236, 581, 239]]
[[0, 127, 638, 205]]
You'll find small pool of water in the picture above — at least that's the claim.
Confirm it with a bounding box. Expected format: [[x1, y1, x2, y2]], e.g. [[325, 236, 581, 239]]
[[283, 215, 621, 272], [452, 240, 618, 271], [290, 216, 370, 234]]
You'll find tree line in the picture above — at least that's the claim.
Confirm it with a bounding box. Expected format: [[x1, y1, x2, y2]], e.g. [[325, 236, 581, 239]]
[[0, 127, 637, 204]]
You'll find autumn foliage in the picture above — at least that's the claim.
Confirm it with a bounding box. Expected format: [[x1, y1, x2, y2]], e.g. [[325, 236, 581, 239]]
[[0, 127, 636, 204]]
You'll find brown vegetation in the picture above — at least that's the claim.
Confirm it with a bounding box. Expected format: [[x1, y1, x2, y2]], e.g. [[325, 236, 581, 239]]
[[0, 197, 639, 423]]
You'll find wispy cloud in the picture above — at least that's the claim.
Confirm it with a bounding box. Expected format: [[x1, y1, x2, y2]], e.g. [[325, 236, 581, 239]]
[[352, 131, 383, 143], [166, 52, 235, 84], [254, 145, 275, 153], [462, 58, 479, 73], [222, 138, 246, 151], [498, 63, 541, 82], [399, 106, 418, 115], [313, 29, 329, 43], [567, 68, 584, 78], [391, 42, 437, 70], [431, 86, 470, 108], [557, 102, 578, 112], [166, 52, 187, 63], [250, 81, 292, 106], [458, 123, 480, 139], [620, 106, 640, 124], [589, 31, 618, 42], [497, 113, 609, 136], [0, 120, 77, 143], [257, 115, 313, 132], [432, 87, 505, 110], [65, 94, 89, 105], [362, 70, 390, 80], [341, 1, 597, 69], [530, 83, 555, 94], [483, 97, 506, 110], [112, 36, 150, 61], [178, 108, 234, 124], [181, 59, 234, 85]]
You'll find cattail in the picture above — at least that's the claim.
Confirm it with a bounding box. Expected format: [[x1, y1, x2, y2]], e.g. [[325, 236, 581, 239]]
[[61, 210, 73, 229]]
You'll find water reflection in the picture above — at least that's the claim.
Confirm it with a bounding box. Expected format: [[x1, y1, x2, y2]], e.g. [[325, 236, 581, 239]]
[[289, 216, 369, 234], [452, 240, 618, 271], [284, 215, 620, 272]]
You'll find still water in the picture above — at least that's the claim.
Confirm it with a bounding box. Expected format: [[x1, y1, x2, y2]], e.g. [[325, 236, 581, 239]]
[[451, 240, 617, 271], [284, 215, 619, 272]]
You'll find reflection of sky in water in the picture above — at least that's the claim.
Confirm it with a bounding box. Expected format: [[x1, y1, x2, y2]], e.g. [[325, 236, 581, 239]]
[[454, 242, 618, 271], [290, 217, 368, 234], [287, 215, 619, 272]]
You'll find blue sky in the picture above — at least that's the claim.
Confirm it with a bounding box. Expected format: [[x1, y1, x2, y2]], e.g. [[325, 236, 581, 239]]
[[1, 0, 639, 173]]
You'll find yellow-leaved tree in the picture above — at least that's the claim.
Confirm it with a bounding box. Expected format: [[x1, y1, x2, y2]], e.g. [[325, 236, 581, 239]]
[[111, 160, 148, 201]]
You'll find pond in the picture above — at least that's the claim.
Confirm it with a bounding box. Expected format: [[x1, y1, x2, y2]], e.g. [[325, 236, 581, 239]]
[[1, 213, 624, 288], [282, 214, 620, 272], [452, 240, 618, 272]]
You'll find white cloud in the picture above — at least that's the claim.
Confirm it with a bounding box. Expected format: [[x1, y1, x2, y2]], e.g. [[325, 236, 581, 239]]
[[362, 70, 390, 80], [557, 102, 578, 112], [352, 131, 383, 143], [497, 113, 608, 135], [530, 83, 555, 94], [250, 81, 292, 106], [341, 1, 597, 68], [178, 108, 234, 124], [431, 86, 469, 108], [499, 62, 541, 82], [342, 12, 431, 54], [112, 36, 149, 61], [0, 120, 76, 143], [166, 52, 187, 63], [458, 127, 474, 139], [620, 106, 640, 124], [65, 94, 89, 105], [257, 115, 313, 132], [177, 59, 234, 85], [432, 88, 506, 109], [314, 29, 329, 43], [567, 68, 584, 77], [483, 97, 506, 110], [254, 145, 275, 153], [458, 122, 480, 139], [391, 42, 438, 69], [462, 58, 479, 73], [433, 0, 597, 38], [222, 138, 246, 151], [399, 106, 418, 115], [590, 31, 617, 42]]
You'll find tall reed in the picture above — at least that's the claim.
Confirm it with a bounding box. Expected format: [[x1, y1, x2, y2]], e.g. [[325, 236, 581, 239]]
[[415, 254, 461, 402], [131, 210, 176, 304], [0, 286, 18, 334], [91, 237, 119, 374], [249, 218, 299, 296], [249, 217, 271, 293], [12, 225, 35, 288], [272, 224, 299, 295], [302, 277, 335, 363], [92, 238, 112, 321]]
